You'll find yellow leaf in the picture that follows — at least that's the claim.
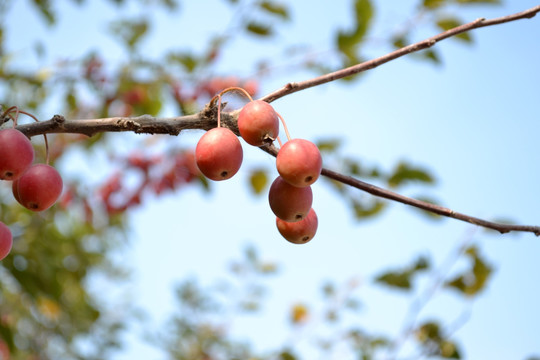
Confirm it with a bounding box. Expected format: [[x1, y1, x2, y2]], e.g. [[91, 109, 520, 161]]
[[290, 303, 309, 324]]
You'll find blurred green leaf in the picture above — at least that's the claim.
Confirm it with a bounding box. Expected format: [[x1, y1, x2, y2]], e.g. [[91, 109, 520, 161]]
[[336, 0, 374, 62], [417, 321, 461, 358], [436, 17, 472, 42], [109, 18, 149, 50], [352, 199, 386, 218], [31, 0, 56, 25], [322, 281, 336, 297], [375, 271, 412, 289], [260, 1, 290, 20], [249, 169, 268, 195], [0, 322, 15, 353], [387, 161, 434, 188], [280, 350, 297, 360], [375, 256, 430, 290], [419, 49, 442, 64], [392, 35, 408, 49], [167, 52, 199, 72], [417, 321, 442, 342], [423, 0, 447, 8], [440, 340, 461, 358], [316, 138, 342, 153], [445, 246, 493, 296], [246, 22, 273, 36], [456, 0, 500, 4]]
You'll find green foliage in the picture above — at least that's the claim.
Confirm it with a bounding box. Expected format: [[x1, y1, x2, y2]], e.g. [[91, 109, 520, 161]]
[[375, 256, 430, 290], [259, 1, 290, 20], [245, 21, 273, 37], [336, 0, 374, 65], [0, 183, 128, 358], [109, 18, 150, 51], [416, 321, 461, 358], [387, 161, 435, 188], [31, 0, 56, 25], [0, 0, 513, 358], [423, 0, 447, 9], [456, 0, 500, 4], [351, 198, 386, 218], [445, 245, 493, 296]]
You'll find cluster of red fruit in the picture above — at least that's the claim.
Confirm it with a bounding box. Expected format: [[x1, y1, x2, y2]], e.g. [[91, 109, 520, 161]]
[[0, 128, 63, 260], [195, 90, 322, 244]]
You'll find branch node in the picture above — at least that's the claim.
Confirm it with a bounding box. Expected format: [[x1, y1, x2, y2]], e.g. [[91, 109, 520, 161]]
[[116, 118, 142, 131], [52, 114, 65, 124]]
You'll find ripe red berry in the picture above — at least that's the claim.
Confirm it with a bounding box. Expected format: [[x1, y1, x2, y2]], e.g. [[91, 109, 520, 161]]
[[13, 164, 63, 211], [237, 100, 279, 146], [276, 139, 322, 187], [195, 127, 243, 181], [276, 208, 318, 244], [268, 176, 312, 222], [0, 221, 13, 261], [0, 128, 34, 180]]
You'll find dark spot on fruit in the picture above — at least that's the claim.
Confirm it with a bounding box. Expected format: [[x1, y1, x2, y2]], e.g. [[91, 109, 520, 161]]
[[302, 236, 310, 242], [220, 171, 228, 178], [29, 203, 39, 210], [305, 176, 313, 183], [295, 214, 303, 220]]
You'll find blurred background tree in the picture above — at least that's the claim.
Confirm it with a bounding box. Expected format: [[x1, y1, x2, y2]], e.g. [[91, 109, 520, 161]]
[[0, 0, 539, 359]]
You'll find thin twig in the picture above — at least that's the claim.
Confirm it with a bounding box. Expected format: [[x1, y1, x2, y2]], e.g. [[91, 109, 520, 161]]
[[260, 145, 540, 236], [260, 5, 540, 103], [321, 167, 540, 236]]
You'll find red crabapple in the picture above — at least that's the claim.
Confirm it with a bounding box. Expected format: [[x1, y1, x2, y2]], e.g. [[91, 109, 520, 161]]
[[0, 128, 34, 180], [0, 221, 13, 261], [276, 208, 318, 244], [195, 127, 243, 181], [237, 100, 279, 146], [268, 176, 312, 222], [13, 164, 63, 211], [276, 139, 322, 187]]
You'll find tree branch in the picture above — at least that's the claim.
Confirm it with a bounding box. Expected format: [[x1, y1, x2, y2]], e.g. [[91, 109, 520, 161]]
[[260, 5, 540, 103], [15, 106, 240, 138], [320, 167, 540, 236], [9, 5, 540, 236], [260, 145, 540, 236]]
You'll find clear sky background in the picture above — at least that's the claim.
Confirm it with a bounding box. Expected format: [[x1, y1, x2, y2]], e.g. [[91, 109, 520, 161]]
[[4, 0, 540, 359]]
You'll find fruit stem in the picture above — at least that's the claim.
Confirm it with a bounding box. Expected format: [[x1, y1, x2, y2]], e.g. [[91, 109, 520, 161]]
[[20, 109, 50, 165], [1, 106, 19, 126], [219, 87, 254, 102], [217, 94, 222, 128], [276, 112, 292, 142], [277, 136, 283, 147]]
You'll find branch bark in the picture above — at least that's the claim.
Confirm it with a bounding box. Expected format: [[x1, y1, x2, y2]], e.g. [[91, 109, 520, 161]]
[[9, 5, 540, 236], [260, 5, 540, 103], [260, 145, 540, 236]]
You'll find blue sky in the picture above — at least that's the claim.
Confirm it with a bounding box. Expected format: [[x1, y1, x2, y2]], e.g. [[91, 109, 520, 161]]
[[4, 0, 540, 359]]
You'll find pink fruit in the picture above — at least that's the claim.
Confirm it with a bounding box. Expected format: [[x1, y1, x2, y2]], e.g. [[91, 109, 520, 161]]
[[276, 208, 318, 244], [276, 139, 322, 187], [237, 100, 279, 146], [195, 127, 243, 181], [0, 221, 13, 261], [14, 164, 63, 211], [268, 176, 312, 222], [0, 128, 34, 180]]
